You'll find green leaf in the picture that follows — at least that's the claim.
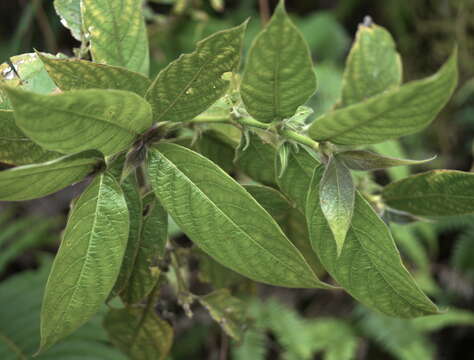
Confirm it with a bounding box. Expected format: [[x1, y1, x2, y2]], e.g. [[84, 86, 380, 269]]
[[104, 307, 173, 360], [147, 143, 329, 288], [308, 48, 458, 145], [276, 146, 320, 212], [0, 259, 127, 360], [38, 54, 151, 96], [199, 289, 247, 341], [0, 151, 102, 201], [82, 0, 149, 75], [319, 156, 355, 256], [54, 0, 82, 41], [195, 131, 235, 173], [244, 184, 325, 276], [39, 172, 129, 352], [339, 150, 435, 171], [382, 170, 474, 216], [235, 131, 277, 186], [196, 249, 245, 289], [146, 22, 247, 123], [337, 22, 401, 108], [306, 166, 438, 317], [4, 87, 152, 156], [109, 159, 143, 298], [240, 1, 317, 123], [412, 309, 474, 332], [122, 193, 168, 304], [0, 110, 60, 165]]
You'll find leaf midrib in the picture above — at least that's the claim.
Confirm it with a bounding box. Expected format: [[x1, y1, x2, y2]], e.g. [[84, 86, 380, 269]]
[[157, 150, 308, 280]]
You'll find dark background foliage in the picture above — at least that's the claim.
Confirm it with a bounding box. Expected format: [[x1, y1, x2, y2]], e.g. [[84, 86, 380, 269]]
[[1, 0, 474, 359]]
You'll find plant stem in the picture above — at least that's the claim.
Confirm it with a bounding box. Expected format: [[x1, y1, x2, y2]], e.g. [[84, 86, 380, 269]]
[[189, 115, 320, 151], [259, 0, 270, 26]]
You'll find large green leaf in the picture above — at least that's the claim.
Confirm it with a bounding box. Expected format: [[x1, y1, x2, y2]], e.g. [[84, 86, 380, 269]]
[[235, 131, 277, 186], [4, 87, 152, 156], [308, 48, 458, 145], [382, 170, 474, 216], [306, 166, 438, 317], [109, 160, 143, 298], [337, 22, 401, 108], [276, 146, 320, 212], [104, 307, 173, 360], [122, 193, 168, 304], [54, 0, 82, 41], [0, 109, 60, 165], [147, 143, 329, 288], [82, 0, 149, 75], [339, 150, 434, 171], [0, 150, 102, 201], [0, 259, 126, 360], [39, 55, 151, 96], [319, 156, 355, 256], [39, 172, 129, 352], [240, 1, 317, 123], [146, 22, 246, 123]]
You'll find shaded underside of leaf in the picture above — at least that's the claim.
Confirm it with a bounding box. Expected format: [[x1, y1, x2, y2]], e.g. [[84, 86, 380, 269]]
[[338, 150, 435, 171], [0, 109, 60, 165]]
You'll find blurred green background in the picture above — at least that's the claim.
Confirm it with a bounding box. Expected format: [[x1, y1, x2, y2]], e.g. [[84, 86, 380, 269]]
[[1, 0, 474, 359]]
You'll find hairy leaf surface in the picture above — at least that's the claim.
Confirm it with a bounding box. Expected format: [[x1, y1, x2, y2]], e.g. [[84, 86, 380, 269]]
[[122, 193, 168, 304], [319, 156, 355, 256], [40, 172, 129, 351], [337, 22, 401, 108], [39, 55, 151, 96], [308, 49, 458, 145], [82, 0, 149, 75], [241, 1, 317, 123], [307, 166, 438, 317], [0, 151, 102, 201], [147, 143, 328, 288], [339, 150, 435, 171], [382, 170, 474, 216], [4, 87, 152, 156], [146, 22, 246, 123], [104, 307, 173, 360], [0, 110, 60, 165]]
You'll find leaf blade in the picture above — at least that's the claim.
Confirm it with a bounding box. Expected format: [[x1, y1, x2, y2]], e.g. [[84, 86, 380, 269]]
[[38, 54, 151, 96], [147, 143, 329, 288], [306, 166, 438, 317], [4, 87, 152, 156], [0, 151, 103, 201], [39, 172, 129, 352], [146, 22, 247, 123], [241, 1, 317, 123], [308, 48, 458, 145], [319, 156, 355, 256], [82, 0, 149, 75], [339, 150, 435, 171], [382, 170, 474, 216]]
